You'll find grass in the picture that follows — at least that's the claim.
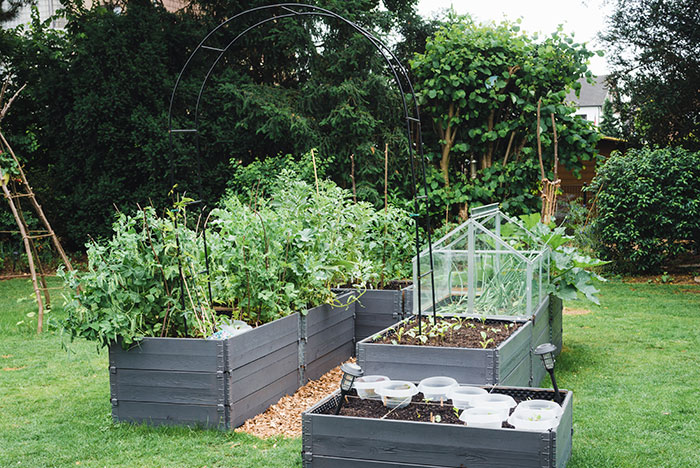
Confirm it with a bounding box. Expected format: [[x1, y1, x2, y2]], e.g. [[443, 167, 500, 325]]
[[1, 277, 699, 467]]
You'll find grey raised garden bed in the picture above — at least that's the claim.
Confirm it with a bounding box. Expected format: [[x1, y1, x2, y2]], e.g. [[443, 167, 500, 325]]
[[550, 295, 563, 355], [349, 284, 413, 342], [109, 292, 355, 429], [302, 385, 573, 468], [356, 296, 551, 387]]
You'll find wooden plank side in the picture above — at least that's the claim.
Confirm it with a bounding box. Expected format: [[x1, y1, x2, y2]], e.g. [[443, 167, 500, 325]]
[[307, 456, 452, 467], [496, 321, 532, 379], [113, 369, 222, 405], [355, 325, 390, 342], [305, 341, 354, 382], [499, 353, 531, 387], [306, 317, 354, 363], [355, 289, 402, 314], [555, 392, 574, 468], [109, 338, 222, 372], [226, 313, 298, 371], [229, 342, 298, 404], [305, 299, 355, 338], [230, 370, 299, 428], [114, 401, 226, 429], [531, 323, 550, 387], [402, 285, 413, 317], [549, 295, 563, 355], [357, 343, 493, 384], [309, 414, 545, 468]]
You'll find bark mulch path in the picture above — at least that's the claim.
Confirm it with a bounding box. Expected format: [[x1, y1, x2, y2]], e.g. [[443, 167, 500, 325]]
[[563, 307, 592, 316], [235, 360, 350, 438]]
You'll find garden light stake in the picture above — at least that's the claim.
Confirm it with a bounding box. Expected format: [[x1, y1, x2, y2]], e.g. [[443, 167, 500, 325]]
[[534, 342, 562, 404], [335, 363, 363, 415]]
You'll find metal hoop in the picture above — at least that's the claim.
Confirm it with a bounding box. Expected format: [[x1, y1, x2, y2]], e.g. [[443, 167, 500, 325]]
[[167, 3, 437, 324]]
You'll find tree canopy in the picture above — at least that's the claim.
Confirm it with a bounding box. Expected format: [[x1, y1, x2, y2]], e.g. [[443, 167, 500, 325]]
[[411, 15, 600, 220], [600, 0, 700, 150]]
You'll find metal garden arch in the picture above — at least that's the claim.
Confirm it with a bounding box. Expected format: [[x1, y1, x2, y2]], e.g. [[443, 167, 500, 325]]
[[167, 3, 437, 327]]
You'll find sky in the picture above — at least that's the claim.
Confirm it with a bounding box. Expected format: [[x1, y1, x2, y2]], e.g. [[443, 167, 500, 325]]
[[416, 0, 613, 75]]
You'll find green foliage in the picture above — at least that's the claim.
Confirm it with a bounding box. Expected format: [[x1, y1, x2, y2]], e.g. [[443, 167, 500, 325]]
[[589, 147, 700, 273], [414, 157, 541, 222], [225, 150, 334, 202], [0, 0, 425, 251], [601, 0, 700, 150], [598, 98, 622, 139], [60, 172, 416, 346], [518, 213, 607, 304], [209, 170, 415, 322], [411, 15, 600, 221], [59, 205, 210, 349]]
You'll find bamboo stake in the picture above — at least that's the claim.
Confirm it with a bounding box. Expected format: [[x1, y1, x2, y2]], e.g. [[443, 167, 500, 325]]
[[551, 113, 559, 181], [536, 99, 545, 181], [350, 153, 357, 203], [311, 148, 319, 196]]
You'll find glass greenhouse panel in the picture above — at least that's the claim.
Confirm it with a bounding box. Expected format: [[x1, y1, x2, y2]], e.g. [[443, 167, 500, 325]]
[[413, 204, 551, 320]]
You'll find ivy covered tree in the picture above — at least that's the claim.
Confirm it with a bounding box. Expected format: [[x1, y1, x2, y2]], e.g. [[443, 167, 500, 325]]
[[411, 15, 600, 219], [600, 0, 700, 150]]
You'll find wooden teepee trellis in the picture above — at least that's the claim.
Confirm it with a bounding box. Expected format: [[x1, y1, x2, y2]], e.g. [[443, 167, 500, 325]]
[[0, 82, 74, 333], [536, 99, 561, 225]]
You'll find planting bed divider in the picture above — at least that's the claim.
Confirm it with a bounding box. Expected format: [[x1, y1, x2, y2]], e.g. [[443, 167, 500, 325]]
[[302, 385, 573, 468], [109, 292, 356, 429], [356, 295, 553, 387]]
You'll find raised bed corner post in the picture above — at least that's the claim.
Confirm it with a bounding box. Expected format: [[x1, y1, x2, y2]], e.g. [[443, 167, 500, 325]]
[[166, 3, 438, 333]]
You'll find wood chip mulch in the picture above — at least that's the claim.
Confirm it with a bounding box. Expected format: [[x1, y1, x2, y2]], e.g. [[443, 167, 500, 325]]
[[234, 359, 351, 438]]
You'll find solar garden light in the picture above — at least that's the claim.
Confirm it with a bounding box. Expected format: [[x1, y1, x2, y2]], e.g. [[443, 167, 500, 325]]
[[534, 343, 562, 404], [335, 362, 363, 415]]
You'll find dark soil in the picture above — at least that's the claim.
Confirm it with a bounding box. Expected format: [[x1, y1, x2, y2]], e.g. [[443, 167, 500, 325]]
[[374, 317, 522, 349], [326, 391, 517, 428]]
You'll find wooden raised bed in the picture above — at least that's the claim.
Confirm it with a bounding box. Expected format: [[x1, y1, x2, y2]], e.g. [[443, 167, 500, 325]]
[[352, 285, 414, 342], [302, 386, 573, 468], [550, 295, 563, 355], [356, 297, 551, 387], [109, 293, 355, 429]]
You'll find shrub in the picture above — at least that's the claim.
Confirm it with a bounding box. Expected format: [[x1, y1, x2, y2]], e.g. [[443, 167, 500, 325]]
[[589, 147, 700, 273]]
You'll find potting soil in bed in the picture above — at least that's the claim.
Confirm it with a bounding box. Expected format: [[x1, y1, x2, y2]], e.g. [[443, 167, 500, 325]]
[[321, 390, 531, 428], [374, 318, 522, 348]]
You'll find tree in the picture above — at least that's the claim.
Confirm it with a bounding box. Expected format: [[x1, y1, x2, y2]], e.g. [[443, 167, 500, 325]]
[[600, 0, 700, 150], [0, 0, 27, 23], [0, 0, 427, 249], [411, 15, 599, 218]]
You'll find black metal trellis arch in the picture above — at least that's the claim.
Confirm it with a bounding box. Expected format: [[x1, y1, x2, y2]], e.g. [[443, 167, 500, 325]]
[[167, 3, 438, 329]]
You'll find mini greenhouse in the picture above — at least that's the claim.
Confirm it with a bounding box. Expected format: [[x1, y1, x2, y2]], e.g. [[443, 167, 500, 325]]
[[413, 203, 551, 319]]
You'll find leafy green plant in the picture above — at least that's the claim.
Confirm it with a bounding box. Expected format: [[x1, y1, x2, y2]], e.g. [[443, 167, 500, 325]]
[[478, 331, 493, 349], [61, 171, 417, 347], [59, 204, 212, 348], [589, 147, 700, 273], [517, 213, 607, 304]]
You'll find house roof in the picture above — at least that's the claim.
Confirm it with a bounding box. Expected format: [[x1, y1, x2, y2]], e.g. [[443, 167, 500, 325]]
[[567, 74, 609, 107]]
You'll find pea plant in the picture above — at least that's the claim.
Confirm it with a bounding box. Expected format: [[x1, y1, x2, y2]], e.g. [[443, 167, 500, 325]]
[[60, 170, 417, 347], [59, 204, 213, 349]]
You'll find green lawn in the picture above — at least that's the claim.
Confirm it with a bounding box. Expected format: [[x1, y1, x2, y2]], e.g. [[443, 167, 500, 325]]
[[1, 278, 698, 467]]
